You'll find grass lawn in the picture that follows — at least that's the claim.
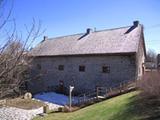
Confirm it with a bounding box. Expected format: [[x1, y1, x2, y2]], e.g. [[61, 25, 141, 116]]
[[34, 91, 160, 120]]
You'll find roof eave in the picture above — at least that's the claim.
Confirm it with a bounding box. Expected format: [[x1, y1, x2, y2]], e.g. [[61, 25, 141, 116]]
[[31, 52, 136, 57]]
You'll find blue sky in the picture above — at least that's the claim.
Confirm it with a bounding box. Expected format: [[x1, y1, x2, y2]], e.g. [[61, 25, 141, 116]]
[[5, 0, 160, 53]]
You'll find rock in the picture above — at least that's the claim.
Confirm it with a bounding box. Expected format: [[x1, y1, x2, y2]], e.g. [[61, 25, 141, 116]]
[[0, 99, 6, 106], [43, 105, 49, 113], [24, 92, 32, 99]]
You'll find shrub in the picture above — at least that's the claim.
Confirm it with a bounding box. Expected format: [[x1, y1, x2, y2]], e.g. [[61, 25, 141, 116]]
[[138, 71, 160, 98]]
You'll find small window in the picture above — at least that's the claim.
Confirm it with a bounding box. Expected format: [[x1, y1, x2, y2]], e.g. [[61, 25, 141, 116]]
[[79, 65, 85, 72], [58, 65, 64, 71], [102, 66, 110, 73], [37, 64, 41, 70]]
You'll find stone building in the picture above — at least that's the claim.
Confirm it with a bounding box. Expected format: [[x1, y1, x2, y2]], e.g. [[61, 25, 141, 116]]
[[29, 21, 146, 94]]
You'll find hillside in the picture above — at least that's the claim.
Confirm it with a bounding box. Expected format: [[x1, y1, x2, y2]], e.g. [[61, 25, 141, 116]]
[[34, 91, 160, 120]]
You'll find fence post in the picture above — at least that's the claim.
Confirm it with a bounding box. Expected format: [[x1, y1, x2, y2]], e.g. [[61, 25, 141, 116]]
[[69, 86, 74, 111], [120, 83, 122, 93], [83, 94, 86, 102], [105, 88, 108, 97], [96, 87, 99, 99]]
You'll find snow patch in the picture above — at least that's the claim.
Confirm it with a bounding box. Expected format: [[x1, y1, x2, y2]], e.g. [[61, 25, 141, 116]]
[[34, 92, 78, 106]]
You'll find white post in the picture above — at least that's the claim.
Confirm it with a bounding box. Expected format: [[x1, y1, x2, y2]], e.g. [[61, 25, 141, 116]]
[[69, 86, 74, 111]]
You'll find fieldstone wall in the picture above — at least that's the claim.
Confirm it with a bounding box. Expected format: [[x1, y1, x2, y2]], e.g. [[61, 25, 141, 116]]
[[136, 33, 145, 79], [28, 55, 136, 94]]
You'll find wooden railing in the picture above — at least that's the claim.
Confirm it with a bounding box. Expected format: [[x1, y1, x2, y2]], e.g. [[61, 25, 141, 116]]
[[72, 80, 136, 106]]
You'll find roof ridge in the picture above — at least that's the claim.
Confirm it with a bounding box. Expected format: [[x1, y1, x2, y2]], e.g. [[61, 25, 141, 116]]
[[94, 25, 132, 33], [47, 33, 83, 40], [46, 25, 132, 40]]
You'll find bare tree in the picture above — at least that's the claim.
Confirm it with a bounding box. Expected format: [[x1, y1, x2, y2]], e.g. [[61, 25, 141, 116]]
[[146, 49, 157, 63], [0, 0, 44, 98]]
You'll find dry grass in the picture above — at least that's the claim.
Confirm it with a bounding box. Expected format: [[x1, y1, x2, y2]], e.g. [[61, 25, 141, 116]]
[[135, 71, 160, 119], [5, 97, 45, 110], [137, 70, 160, 98]]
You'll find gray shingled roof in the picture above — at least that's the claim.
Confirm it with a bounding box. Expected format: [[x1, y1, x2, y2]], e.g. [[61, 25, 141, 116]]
[[31, 24, 143, 56]]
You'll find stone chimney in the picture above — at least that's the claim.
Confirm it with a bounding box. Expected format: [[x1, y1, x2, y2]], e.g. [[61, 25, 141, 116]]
[[78, 28, 93, 40], [125, 21, 140, 34], [43, 36, 48, 41], [86, 28, 92, 34], [133, 21, 139, 27]]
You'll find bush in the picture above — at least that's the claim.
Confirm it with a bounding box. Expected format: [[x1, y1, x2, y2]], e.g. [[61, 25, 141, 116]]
[[138, 71, 160, 98]]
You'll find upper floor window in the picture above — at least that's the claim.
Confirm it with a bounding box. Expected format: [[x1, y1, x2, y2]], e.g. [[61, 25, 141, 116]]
[[58, 65, 64, 71], [79, 65, 85, 72], [102, 66, 110, 73], [37, 64, 41, 70]]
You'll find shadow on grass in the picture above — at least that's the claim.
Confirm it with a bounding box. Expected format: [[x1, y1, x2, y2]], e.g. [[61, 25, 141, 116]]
[[108, 94, 160, 120]]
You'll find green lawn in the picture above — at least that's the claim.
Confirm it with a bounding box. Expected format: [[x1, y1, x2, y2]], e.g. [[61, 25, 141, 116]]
[[34, 91, 160, 120]]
